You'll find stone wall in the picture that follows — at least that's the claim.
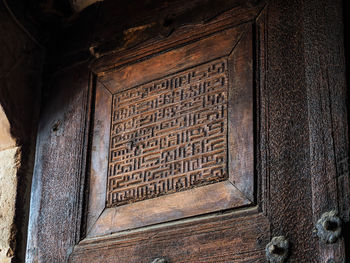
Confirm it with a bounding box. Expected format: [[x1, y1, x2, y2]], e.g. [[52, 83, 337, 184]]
[[0, 105, 18, 262], [0, 1, 44, 262], [0, 147, 20, 263]]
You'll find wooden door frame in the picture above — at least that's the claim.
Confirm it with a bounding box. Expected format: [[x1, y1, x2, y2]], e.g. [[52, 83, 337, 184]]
[[26, 0, 349, 262]]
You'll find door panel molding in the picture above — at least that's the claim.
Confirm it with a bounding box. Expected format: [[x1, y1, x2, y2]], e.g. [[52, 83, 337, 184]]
[[87, 23, 256, 238]]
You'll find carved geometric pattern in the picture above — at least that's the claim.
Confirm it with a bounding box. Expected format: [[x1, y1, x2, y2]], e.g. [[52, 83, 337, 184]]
[[107, 58, 228, 206]]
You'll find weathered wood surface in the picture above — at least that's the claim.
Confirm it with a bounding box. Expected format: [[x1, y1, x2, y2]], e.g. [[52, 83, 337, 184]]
[[97, 25, 247, 91], [46, 0, 265, 74], [303, 0, 349, 261], [88, 181, 250, 238], [25, 0, 349, 262], [91, 1, 264, 75], [71, 209, 269, 263], [86, 23, 256, 236], [91, 0, 257, 57], [106, 57, 230, 206], [228, 25, 254, 201], [26, 65, 91, 262], [261, 0, 349, 261], [265, 0, 317, 261], [85, 81, 111, 235]]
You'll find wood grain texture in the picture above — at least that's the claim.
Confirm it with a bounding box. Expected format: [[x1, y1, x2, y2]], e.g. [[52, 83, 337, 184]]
[[91, 0, 265, 73], [25, 0, 349, 262], [255, 6, 268, 215], [87, 23, 255, 236], [86, 81, 111, 234], [26, 65, 91, 262], [43, 0, 265, 74], [265, 0, 317, 261], [106, 57, 229, 206], [28, 3, 266, 261], [98, 25, 246, 93], [88, 181, 250, 238], [303, 0, 349, 261], [71, 210, 269, 263], [228, 25, 254, 202]]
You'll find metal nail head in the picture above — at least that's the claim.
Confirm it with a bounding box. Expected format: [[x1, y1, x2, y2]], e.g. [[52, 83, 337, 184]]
[[316, 210, 342, 244], [266, 236, 289, 263]]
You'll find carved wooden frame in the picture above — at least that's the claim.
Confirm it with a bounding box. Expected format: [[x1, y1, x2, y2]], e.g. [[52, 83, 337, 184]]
[[86, 23, 255, 238], [25, 0, 350, 261]]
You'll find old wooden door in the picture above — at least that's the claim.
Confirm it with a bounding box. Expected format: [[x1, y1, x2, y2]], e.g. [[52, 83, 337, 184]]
[[26, 0, 349, 262], [73, 4, 269, 262]]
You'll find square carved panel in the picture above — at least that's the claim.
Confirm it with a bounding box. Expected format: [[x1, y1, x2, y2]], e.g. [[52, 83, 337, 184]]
[[87, 23, 255, 237], [107, 58, 228, 207]]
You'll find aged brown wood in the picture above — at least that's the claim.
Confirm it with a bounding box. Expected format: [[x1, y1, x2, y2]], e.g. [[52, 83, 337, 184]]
[[78, 2, 266, 262], [107, 57, 229, 206], [25, 0, 349, 262], [265, 0, 317, 261], [91, 0, 265, 73], [228, 25, 254, 201], [303, 0, 349, 261], [88, 181, 250, 238], [26, 65, 92, 262], [86, 80, 111, 234], [86, 22, 255, 237], [71, 209, 269, 263], [98, 25, 246, 92]]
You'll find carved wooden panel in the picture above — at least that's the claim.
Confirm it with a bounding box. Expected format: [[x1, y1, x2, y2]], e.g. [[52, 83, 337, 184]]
[[25, 0, 349, 262], [86, 23, 255, 238], [107, 58, 228, 206]]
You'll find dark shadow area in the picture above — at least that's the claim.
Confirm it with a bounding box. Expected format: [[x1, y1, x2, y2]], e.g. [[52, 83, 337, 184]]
[[343, 0, 350, 261]]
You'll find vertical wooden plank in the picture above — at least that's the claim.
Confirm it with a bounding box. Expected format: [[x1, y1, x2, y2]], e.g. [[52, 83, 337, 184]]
[[228, 25, 254, 201], [86, 81, 111, 234], [26, 65, 90, 262], [266, 0, 317, 261], [256, 6, 268, 215], [303, 0, 349, 261]]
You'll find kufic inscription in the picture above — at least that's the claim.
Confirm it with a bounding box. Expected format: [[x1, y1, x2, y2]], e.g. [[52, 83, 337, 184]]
[[107, 58, 229, 206]]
